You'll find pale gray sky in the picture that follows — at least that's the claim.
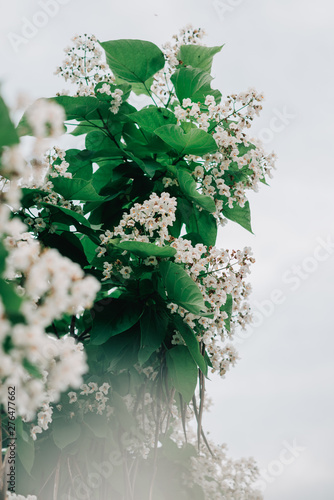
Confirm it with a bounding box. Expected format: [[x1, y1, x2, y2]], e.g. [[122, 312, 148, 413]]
[[1, 1, 334, 498]]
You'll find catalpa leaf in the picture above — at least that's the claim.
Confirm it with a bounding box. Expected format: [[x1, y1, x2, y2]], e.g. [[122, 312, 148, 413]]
[[0, 96, 19, 148], [172, 315, 207, 376], [178, 44, 223, 73], [100, 39, 165, 84], [171, 67, 222, 104], [139, 308, 169, 364], [155, 125, 217, 156], [166, 346, 198, 403], [159, 261, 209, 316], [114, 240, 177, 259], [223, 200, 253, 233], [128, 107, 177, 134], [90, 298, 143, 345], [177, 168, 216, 213]]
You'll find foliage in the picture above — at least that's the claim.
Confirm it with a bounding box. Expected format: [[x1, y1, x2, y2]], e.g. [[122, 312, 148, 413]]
[[0, 27, 276, 499]]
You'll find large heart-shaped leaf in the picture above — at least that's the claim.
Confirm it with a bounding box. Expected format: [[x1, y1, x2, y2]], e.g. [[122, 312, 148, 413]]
[[159, 261, 208, 316], [100, 39, 165, 84], [186, 205, 217, 246], [178, 45, 223, 73], [114, 240, 176, 259], [90, 298, 143, 345], [223, 200, 253, 233], [177, 168, 216, 212], [155, 125, 217, 156], [128, 107, 177, 134], [166, 346, 198, 403], [171, 67, 221, 104], [52, 177, 104, 202], [172, 315, 207, 376], [139, 308, 169, 364]]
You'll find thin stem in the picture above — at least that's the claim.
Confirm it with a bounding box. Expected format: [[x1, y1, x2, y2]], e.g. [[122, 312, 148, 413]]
[[52, 322, 60, 339], [70, 315, 76, 337]]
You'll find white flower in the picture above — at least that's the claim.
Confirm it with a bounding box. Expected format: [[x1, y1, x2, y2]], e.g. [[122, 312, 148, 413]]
[[68, 391, 77, 404], [120, 266, 132, 279], [30, 425, 42, 441], [99, 383, 111, 395]]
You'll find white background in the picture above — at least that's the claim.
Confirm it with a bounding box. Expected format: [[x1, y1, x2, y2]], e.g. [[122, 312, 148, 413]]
[[1, 1, 334, 498]]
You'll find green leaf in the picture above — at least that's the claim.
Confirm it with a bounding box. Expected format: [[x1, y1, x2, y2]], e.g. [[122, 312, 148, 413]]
[[139, 308, 169, 364], [52, 418, 81, 450], [17, 433, 35, 475], [0, 96, 19, 148], [0, 279, 22, 316], [155, 125, 217, 156], [128, 107, 177, 134], [223, 200, 253, 232], [171, 67, 221, 104], [0, 241, 8, 275], [90, 298, 143, 345], [220, 294, 233, 332], [178, 45, 223, 73], [113, 240, 176, 259], [80, 235, 99, 264], [177, 168, 216, 212], [187, 205, 217, 246], [65, 149, 93, 179], [52, 177, 104, 201], [85, 130, 122, 157], [70, 119, 103, 136], [172, 315, 207, 375], [100, 39, 165, 84], [159, 261, 208, 316], [42, 204, 91, 228], [51, 96, 108, 121], [101, 326, 140, 371], [166, 346, 198, 403], [166, 345, 197, 403], [42, 232, 90, 267]]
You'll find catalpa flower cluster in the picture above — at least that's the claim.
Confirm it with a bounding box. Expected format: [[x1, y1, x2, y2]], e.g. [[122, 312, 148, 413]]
[[169, 240, 254, 376], [98, 192, 177, 280], [151, 24, 206, 105], [170, 92, 276, 220], [0, 221, 97, 416], [0, 101, 100, 418], [54, 33, 115, 96], [30, 381, 112, 441]]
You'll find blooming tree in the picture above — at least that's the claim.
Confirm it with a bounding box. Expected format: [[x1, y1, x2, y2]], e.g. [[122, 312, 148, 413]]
[[0, 27, 275, 499]]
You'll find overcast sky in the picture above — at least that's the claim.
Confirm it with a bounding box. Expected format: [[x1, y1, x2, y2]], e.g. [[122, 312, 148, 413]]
[[1, 1, 334, 498]]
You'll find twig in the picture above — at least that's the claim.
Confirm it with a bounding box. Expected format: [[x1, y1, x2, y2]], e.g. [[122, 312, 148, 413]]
[[70, 315, 76, 337], [192, 395, 214, 457], [51, 322, 60, 339]]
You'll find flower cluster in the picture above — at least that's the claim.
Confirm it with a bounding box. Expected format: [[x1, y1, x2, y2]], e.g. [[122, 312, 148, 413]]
[[4, 228, 99, 328], [169, 240, 254, 376], [98, 192, 177, 280], [54, 34, 115, 96], [174, 92, 276, 218], [0, 102, 100, 418], [30, 381, 112, 441], [97, 84, 124, 114], [151, 24, 206, 104]]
